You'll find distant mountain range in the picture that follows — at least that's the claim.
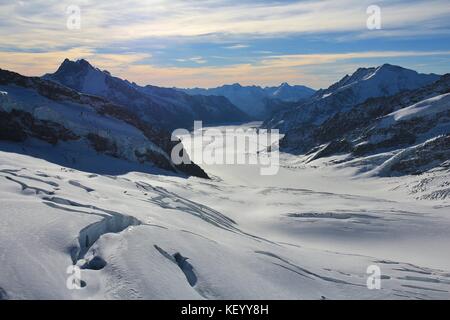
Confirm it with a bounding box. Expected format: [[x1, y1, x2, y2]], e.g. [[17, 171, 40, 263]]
[[43, 59, 250, 130], [179, 83, 315, 119]]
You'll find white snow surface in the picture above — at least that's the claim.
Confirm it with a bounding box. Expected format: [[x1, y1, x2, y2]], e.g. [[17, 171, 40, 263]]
[[324, 64, 439, 103], [1, 123, 450, 300], [380, 93, 450, 127]]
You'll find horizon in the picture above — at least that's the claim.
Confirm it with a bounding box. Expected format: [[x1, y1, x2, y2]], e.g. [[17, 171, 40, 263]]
[[1, 1, 450, 88], [44, 58, 447, 91]]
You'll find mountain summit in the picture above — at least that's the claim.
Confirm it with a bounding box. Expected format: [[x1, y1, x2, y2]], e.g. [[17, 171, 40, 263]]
[[44, 59, 249, 130], [266, 64, 441, 131], [262, 65, 448, 179], [47, 59, 110, 95], [315, 63, 440, 103]]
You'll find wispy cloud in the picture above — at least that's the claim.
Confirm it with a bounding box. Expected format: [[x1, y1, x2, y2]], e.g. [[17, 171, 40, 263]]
[[0, 0, 449, 87], [1, 0, 449, 49], [261, 51, 450, 69], [224, 44, 250, 49], [122, 50, 450, 88], [176, 56, 207, 64], [189, 56, 207, 64], [0, 48, 151, 76]]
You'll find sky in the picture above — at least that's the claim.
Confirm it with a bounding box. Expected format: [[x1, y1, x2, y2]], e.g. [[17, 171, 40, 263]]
[[0, 0, 450, 89]]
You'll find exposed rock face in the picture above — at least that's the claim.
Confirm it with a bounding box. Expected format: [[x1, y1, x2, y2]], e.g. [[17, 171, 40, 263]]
[[353, 130, 417, 157], [405, 162, 450, 200], [0, 109, 79, 144], [0, 110, 27, 142], [86, 133, 118, 156], [387, 135, 450, 176], [306, 139, 352, 163], [0, 68, 209, 179]]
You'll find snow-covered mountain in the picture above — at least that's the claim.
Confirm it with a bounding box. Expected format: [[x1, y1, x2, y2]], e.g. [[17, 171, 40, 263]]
[[277, 70, 449, 180], [266, 64, 440, 130], [44, 59, 249, 130], [0, 68, 208, 178], [316, 64, 440, 103], [180, 82, 315, 119], [267, 82, 316, 102]]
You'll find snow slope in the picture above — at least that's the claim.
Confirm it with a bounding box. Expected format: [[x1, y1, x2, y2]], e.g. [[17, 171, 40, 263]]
[[1, 123, 450, 300], [380, 93, 450, 127]]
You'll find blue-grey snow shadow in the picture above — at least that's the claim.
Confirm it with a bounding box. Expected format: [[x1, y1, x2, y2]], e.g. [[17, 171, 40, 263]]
[[154, 245, 197, 287], [0, 140, 185, 178]]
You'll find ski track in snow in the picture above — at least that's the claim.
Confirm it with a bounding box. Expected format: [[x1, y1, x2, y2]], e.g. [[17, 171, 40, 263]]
[[1, 125, 450, 300]]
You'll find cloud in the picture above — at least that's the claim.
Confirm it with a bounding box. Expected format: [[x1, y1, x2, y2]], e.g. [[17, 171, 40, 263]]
[[0, 48, 151, 76], [176, 56, 207, 64], [1, 0, 449, 50], [261, 50, 450, 69], [189, 56, 207, 64], [0, 1, 449, 88], [224, 44, 250, 49], [123, 49, 450, 88]]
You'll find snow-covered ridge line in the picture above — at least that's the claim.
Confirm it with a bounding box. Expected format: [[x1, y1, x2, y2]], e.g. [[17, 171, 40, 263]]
[[43, 59, 250, 129]]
